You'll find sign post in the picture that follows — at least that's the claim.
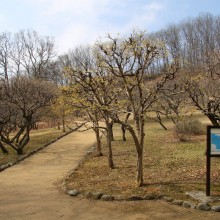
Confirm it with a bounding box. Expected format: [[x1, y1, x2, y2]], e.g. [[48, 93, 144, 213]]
[[206, 126, 220, 196]]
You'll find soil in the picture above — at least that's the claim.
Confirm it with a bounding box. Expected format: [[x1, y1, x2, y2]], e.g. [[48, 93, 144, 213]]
[[0, 129, 219, 220]]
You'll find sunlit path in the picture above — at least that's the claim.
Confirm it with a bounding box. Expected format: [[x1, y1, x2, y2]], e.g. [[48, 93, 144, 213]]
[[0, 130, 219, 220]]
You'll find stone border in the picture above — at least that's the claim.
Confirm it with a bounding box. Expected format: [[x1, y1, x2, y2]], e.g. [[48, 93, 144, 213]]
[[66, 189, 220, 212], [0, 129, 76, 173]]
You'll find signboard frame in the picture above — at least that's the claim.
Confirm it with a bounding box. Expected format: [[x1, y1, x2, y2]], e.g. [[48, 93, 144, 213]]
[[206, 125, 220, 196]]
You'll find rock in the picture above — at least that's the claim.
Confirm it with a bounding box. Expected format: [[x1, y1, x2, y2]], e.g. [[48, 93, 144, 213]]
[[186, 191, 213, 203], [196, 203, 211, 211], [191, 204, 196, 209], [172, 200, 183, 206], [1, 165, 6, 169], [126, 196, 143, 201], [92, 192, 103, 200], [85, 192, 93, 199], [155, 195, 165, 200], [182, 201, 193, 208], [114, 195, 124, 201], [163, 196, 173, 202], [143, 195, 156, 200], [7, 163, 13, 167], [68, 189, 79, 196], [211, 206, 220, 212], [101, 195, 114, 201], [87, 150, 93, 154]]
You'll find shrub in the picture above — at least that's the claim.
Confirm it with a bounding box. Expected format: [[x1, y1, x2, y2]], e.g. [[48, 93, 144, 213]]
[[175, 117, 205, 141]]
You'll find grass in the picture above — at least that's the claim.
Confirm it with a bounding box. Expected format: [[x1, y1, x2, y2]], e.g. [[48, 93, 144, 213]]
[[65, 115, 220, 204], [0, 127, 67, 166]]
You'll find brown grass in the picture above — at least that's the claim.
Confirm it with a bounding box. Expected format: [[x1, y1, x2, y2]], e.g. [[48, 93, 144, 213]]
[[65, 116, 220, 204], [0, 128, 67, 166]]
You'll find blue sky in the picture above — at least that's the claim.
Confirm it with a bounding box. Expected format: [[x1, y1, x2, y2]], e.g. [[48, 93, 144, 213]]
[[0, 0, 219, 54]]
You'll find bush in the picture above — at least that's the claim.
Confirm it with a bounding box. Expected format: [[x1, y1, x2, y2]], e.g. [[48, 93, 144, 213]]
[[175, 117, 205, 141]]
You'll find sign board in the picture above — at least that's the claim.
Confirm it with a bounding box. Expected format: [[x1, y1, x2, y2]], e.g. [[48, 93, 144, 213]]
[[206, 126, 220, 196], [210, 127, 220, 155]]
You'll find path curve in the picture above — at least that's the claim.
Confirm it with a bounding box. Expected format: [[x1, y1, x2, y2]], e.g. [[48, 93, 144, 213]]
[[0, 130, 219, 220]]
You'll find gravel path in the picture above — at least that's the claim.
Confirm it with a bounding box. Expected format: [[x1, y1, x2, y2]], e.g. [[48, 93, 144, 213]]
[[0, 130, 219, 220]]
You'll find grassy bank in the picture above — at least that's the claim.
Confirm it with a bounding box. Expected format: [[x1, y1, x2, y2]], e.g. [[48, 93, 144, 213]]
[[0, 128, 66, 166], [65, 116, 220, 203]]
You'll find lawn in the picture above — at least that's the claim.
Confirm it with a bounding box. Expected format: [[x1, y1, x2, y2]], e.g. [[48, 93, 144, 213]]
[[65, 116, 220, 204], [0, 127, 67, 166]]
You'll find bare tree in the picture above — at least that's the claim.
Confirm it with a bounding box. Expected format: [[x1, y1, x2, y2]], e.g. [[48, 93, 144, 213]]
[[64, 46, 119, 168], [153, 13, 220, 126], [95, 31, 179, 186], [58, 47, 105, 158], [9, 30, 55, 79], [183, 70, 220, 126], [0, 32, 12, 83], [0, 76, 57, 155], [181, 14, 220, 125], [147, 76, 188, 129]]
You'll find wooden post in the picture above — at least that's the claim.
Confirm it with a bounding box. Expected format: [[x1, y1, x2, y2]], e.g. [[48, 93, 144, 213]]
[[206, 126, 211, 196], [206, 153, 211, 196]]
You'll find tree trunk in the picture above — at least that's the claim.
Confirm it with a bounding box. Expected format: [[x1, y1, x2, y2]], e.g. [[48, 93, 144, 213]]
[[93, 112, 103, 156], [171, 117, 177, 125], [62, 117, 66, 132], [121, 112, 131, 141], [137, 115, 145, 186], [16, 121, 31, 155], [0, 142, 8, 154], [134, 116, 140, 135], [137, 151, 144, 187], [208, 115, 219, 126], [107, 123, 114, 169], [159, 121, 168, 130], [57, 122, 60, 130], [16, 148, 23, 155], [32, 123, 38, 129], [121, 125, 127, 141], [109, 120, 114, 141], [156, 112, 168, 130], [127, 125, 144, 187], [94, 127, 103, 156]]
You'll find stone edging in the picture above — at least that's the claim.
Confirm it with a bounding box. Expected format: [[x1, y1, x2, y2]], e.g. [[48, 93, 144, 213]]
[[65, 189, 220, 212], [0, 129, 75, 173]]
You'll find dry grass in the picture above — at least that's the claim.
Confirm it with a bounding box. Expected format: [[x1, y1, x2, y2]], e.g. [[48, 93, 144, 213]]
[[0, 128, 66, 166], [65, 116, 220, 204]]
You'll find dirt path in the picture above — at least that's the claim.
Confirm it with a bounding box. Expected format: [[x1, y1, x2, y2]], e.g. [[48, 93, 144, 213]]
[[0, 130, 219, 220]]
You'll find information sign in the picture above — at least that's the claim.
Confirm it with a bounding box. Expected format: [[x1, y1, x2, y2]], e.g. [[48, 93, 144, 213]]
[[210, 127, 220, 155], [206, 126, 220, 196]]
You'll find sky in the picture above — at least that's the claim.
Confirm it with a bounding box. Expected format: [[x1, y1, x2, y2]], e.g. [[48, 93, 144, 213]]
[[0, 0, 219, 54]]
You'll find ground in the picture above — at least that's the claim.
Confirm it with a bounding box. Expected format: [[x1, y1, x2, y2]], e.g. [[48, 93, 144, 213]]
[[0, 129, 220, 219], [65, 119, 220, 202]]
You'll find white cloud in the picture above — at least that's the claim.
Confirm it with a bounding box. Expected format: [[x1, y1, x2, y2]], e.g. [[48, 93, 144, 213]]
[[56, 24, 95, 53], [55, 19, 119, 53], [145, 2, 164, 11], [122, 2, 165, 32], [0, 14, 6, 29], [37, 0, 112, 17], [21, 0, 165, 53]]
